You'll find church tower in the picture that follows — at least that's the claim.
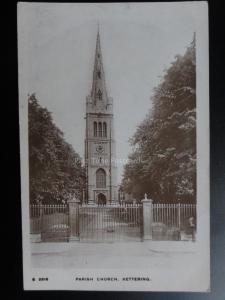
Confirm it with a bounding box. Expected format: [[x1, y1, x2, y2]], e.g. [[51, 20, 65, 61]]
[[85, 29, 118, 204]]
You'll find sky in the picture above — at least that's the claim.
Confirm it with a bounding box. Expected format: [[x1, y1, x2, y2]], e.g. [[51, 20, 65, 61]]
[[18, 3, 197, 184]]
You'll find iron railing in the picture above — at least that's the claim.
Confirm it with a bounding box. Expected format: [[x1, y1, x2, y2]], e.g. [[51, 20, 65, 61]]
[[30, 203, 196, 242], [152, 203, 196, 229], [30, 204, 69, 241]]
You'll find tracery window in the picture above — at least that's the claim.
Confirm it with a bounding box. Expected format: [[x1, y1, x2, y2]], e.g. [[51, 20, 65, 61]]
[[96, 168, 106, 188]]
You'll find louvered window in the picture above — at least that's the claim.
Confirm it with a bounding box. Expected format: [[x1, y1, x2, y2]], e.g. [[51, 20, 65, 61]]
[[103, 122, 107, 137], [94, 122, 97, 137]]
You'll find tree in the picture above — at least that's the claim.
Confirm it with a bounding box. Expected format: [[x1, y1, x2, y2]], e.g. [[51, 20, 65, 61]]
[[122, 36, 196, 203], [28, 94, 85, 204]]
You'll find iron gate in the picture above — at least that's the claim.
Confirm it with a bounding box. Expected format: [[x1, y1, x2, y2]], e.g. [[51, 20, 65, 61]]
[[79, 204, 142, 242]]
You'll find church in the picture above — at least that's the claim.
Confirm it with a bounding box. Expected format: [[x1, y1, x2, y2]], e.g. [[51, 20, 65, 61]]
[[84, 29, 118, 204]]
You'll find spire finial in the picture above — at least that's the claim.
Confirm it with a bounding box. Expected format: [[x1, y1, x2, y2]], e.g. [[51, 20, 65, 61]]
[[97, 22, 100, 42]]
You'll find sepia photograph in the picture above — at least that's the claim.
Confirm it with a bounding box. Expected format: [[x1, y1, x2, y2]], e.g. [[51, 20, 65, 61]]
[[18, 2, 209, 291]]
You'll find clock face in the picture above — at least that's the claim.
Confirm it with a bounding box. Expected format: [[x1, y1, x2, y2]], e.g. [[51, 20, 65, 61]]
[[96, 144, 104, 153]]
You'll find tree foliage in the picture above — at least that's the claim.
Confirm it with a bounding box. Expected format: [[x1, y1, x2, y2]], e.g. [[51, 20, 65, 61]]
[[122, 36, 196, 203], [28, 94, 85, 204]]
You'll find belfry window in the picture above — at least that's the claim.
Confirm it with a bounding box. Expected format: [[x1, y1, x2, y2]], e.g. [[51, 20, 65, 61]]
[[98, 122, 102, 137], [103, 122, 107, 137], [96, 168, 106, 188], [94, 122, 97, 137], [97, 89, 102, 100]]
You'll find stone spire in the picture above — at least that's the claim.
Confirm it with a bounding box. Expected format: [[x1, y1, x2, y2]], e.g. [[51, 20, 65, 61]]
[[91, 27, 108, 104]]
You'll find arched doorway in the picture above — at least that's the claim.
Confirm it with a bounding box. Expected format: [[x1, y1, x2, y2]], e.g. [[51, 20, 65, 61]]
[[97, 193, 106, 205]]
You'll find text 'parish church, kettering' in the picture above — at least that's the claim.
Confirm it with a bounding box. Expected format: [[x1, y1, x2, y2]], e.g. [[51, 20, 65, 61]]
[[84, 29, 118, 204]]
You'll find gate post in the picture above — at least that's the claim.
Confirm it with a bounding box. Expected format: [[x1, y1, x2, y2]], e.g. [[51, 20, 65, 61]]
[[39, 204, 43, 242], [141, 194, 153, 240], [177, 202, 181, 229], [68, 198, 80, 241]]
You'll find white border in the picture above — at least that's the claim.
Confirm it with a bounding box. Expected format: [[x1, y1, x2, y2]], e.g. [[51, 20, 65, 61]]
[[18, 2, 209, 291]]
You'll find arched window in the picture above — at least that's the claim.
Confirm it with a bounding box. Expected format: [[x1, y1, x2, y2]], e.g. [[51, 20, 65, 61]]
[[96, 168, 106, 188], [103, 122, 107, 137], [97, 89, 102, 100], [98, 122, 102, 137], [94, 122, 97, 137]]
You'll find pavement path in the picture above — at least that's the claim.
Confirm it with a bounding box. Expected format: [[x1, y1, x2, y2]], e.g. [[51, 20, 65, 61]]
[[31, 241, 197, 269]]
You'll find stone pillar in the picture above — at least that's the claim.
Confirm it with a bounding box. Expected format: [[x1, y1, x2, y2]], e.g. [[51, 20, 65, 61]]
[[141, 194, 153, 240], [88, 190, 95, 205], [68, 198, 80, 241], [177, 203, 181, 229], [39, 204, 44, 242]]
